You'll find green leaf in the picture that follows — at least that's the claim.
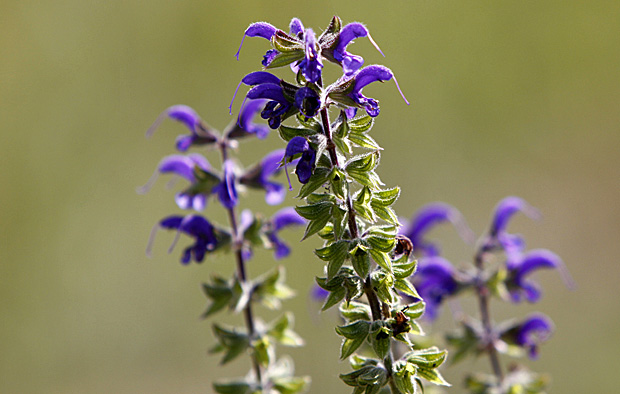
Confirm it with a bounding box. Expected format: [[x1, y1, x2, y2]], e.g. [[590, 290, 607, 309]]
[[339, 301, 372, 322], [278, 125, 318, 142], [272, 31, 303, 51], [252, 266, 295, 310], [268, 313, 305, 347], [329, 168, 348, 200], [347, 114, 374, 132], [336, 320, 371, 359], [297, 167, 331, 199], [336, 320, 371, 339], [369, 248, 393, 273], [392, 361, 417, 394], [345, 152, 382, 189], [402, 300, 425, 320], [253, 336, 272, 367], [366, 235, 395, 253], [371, 271, 396, 303], [272, 376, 311, 394], [393, 259, 418, 279], [315, 240, 350, 279], [211, 324, 250, 365], [213, 381, 252, 394], [369, 203, 399, 224], [406, 347, 448, 369], [322, 287, 345, 311], [265, 50, 305, 69], [394, 278, 421, 299], [296, 113, 321, 130], [348, 131, 381, 150], [350, 243, 371, 278], [201, 276, 234, 318], [374, 187, 400, 205], [369, 321, 391, 359], [416, 368, 450, 387], [331, 205, 348, 241], [295, 201, 333, 240], [333, 135, 352, 156]]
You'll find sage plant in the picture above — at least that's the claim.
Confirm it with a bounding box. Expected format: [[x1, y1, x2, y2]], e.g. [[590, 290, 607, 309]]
[[232, 16, 449, 393], [141, 102, 310, 393], [400, 197, 573, 393], [141, 14, 571, 394]]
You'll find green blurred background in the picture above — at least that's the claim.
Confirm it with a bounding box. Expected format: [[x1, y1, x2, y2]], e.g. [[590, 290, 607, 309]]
[[1, 0, 619, 392]]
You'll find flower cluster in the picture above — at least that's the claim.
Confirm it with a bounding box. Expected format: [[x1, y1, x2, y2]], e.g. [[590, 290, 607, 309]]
[[141, 14, 571, 394], [232, 16, 450, 394], [142, 94, 310, 392], [399, 197, 573, 392]]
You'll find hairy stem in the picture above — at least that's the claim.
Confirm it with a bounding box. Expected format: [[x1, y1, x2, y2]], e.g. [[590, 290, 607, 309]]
[[319, 108, 400, 393], [474, 249, 504, 383], [219, 141, 263, 384]]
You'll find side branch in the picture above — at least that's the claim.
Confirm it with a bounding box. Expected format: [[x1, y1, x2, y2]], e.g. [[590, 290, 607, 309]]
[[474, 250, 504, 383]]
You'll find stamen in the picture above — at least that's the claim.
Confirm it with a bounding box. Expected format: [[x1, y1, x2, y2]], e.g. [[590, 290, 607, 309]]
[[168, 226, 183, 254], [229, 80, 244, 115], [558, 260, 577, 292], [145, 223, 160, 258], [284, 159, 293, 191], [367, 32, 385, 57], [236, 95, 249, 128], [145, 109, 169, 138], [235, 34, 246, 60], [165, 176, 179, 190], [136, 169, 160, 195], [392, 74, 410, 106]]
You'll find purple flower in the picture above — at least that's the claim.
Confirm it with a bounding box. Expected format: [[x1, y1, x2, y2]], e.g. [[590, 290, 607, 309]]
[[235, 22, 277, 60], [152, 215, 220, 264], [327, 65, 409, 117], [311, 284, 329, 302], [231, 71, 321, 128], [326, 22, 384, 76], [289, 18, 304, 38], [225, 99, 271, 139], [483, 196, 541, 255], [502, 314, 554, 359], [297, 28, 323, 83], [399, 202, 474, 257], [239, 149, 292, 205], [146, 105, 218, 151], [294, 87, 321, 118], [267, 207, 306, 259], [506, 249, 573, 303], [284, 136, 316, 185], [413, 256, 460, 321], [215, 160, 238, 209], [235, 71, 292, 129], [137, 153, 217, 211]]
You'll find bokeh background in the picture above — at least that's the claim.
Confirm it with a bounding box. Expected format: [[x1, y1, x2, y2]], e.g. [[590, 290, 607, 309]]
[[2, 1, 619, 393]]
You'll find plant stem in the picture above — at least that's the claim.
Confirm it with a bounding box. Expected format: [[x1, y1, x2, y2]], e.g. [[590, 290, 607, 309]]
[[474, 249, 504, 383], [219, 141, 263, 385], [319, 108, 400, 393]]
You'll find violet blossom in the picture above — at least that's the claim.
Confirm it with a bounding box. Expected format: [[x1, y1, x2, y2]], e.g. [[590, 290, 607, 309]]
[[239, 149, 293, 205], [501, 314, 554, 360], [151, 215, 220, 264], [327, 65, 409, 117], [284, 136, 316, 185], [505, 249, 572, 303], [267, 207, 306, 259], [146, 105, 218, 151], [482, 196, 541, 256], [399, 202, 473, 257], [413, 256, 460, 321], [137, 153, 217, 211]]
